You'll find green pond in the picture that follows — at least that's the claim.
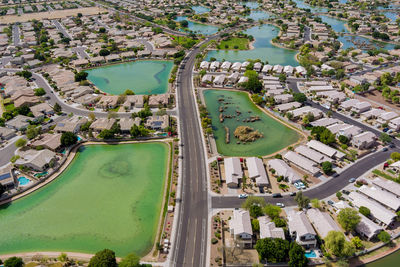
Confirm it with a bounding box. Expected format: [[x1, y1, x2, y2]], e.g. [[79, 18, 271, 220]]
[[86, 60, 173, 95], [367, 250, 400, 266], [0, 143, 169, 257], [204, 90, 299, 156]]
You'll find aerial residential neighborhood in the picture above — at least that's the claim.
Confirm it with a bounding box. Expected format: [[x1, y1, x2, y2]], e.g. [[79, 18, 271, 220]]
[[2, 0, 400, 267]]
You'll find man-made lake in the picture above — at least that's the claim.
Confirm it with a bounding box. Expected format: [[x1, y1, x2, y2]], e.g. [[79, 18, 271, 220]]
[[0, 143, 169, 257], [86, 60, 173, 95], [319, 15, 395, 51], [203, 90, 299, 156], [206, 24, 298, 66], [239, 1, 259, 9], [292, 0, 328, 12], [175, 16, 219, 35], [246, 10, 270, 21], [192, 5, 210, 14], [367, 249, 400, 266]]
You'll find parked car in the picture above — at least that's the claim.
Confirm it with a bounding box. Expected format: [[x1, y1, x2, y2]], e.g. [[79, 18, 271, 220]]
[[382, 147, 388, 152], [272, 193, 282, 198], [298, 181, 306, 189], [290, 192, 296, 196], [276, 203, 285, 208], [349, 178, 356, 183], [383, 128, 389, 132], [293, 182, 301, 190], [342, 189, 350, 195], [238, 194, 248, 199], [327, 200, 335, 206]]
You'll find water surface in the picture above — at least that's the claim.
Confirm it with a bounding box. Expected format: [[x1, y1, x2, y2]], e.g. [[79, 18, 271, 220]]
[[204, 90, 299, 156], [0, 143, 169, 256], [192, 5, 210, 14], [86, 60, 173, 95], [175, 16, 219, 35]]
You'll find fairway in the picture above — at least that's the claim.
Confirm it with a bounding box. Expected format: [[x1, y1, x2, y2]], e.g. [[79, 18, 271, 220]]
[[0, 143, 169, 257]]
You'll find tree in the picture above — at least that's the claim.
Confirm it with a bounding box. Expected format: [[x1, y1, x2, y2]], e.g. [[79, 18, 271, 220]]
[[378, 231, 391, 243], [180, 20, 189, 27], [359, 206, 370, 217], [379, 132, 391, 144], [252, 218, 260, 232], [351, 236, 363, 249], [311, 198, 321, 209], [293, 93, 307, 103], [119, 253, 141, 267], [88, 249, 117, 267], [243, 70, 263, 93], [255, 238, 290, 263], [278, 73, 286, 83], [26, 126, 41, 140], [322, 161, 333, 174], [16, 70, 32, 80], [124, 89, 135, 95], [249, 204, 264, 218], [324, 231, 355, 257], [74, 71, 88, 82], [391, 152, 400, 162], [336, 191, 343, 199], [338, 135, 349, 144], [338, 208, 361, 232], [99, 49, 110, 56], [311, 126, 336, 145], [54, 103, 62, 113], [288, 242, 307, 267], [264, 204, 281, 220], [294, 191, 310, 210], [61, 132, 78, 147], [15, 138, 27, 148], [34, 87, 46, 96], [242, 196, 266, 210], [4, 257, 23, 267]]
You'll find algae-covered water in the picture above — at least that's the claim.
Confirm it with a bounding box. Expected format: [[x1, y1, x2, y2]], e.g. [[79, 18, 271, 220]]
[[0, 143, 169, 257], [86, 60, 173, 95], [204, 90, 299, 156]]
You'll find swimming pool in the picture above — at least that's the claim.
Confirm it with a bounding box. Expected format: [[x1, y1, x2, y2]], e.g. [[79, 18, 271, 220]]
[[305, 250, 316, 258], [18, 177, 31, 186]]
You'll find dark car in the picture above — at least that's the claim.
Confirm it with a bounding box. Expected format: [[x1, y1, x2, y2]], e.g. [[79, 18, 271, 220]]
[[327, 200, 335, 206], [290, 192, 296, 196], [342, 189, 350, 195], [272, 193, 282, 198]]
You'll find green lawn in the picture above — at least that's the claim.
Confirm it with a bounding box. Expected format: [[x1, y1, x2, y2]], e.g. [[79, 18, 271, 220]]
[[372, 169, 399, 182], [217, 37, 250, 50], [5, 103, 15, 112]]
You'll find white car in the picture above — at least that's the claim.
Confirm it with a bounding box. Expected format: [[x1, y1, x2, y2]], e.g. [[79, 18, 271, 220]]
[[276, 203, 285, 208], [238, 194, 248, 199]]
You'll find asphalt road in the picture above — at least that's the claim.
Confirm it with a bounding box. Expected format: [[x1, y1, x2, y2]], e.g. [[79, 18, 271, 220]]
[[12, 24, 20, 46], [171, 47, 209, 267], [0, 137, 20, 166], [52, 20, 72, 39], [212, 148, 396, 208]]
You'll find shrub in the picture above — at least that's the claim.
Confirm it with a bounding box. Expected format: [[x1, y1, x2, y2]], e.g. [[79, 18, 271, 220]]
[[211, 238, 218, 244]]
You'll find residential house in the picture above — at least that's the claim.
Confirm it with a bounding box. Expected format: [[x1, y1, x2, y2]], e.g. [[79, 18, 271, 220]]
[[267, 159, 301, 183], [0, 127, 16, 140], [288, 211, 317, 249], [295, 145, 332, 164], [307, 140, 345, 160], [30, 133, 62, 151], [145, 115, 169, 130], [371, 178, 400, 198], [229, 210, 253, 248], [224, 157, 243, 188], [359, 185, 400, 211], [15, 149, 56, 171], [54, 116, 88, 133], [356, 214, 383, 240], [351, 131, 376, 149], [5, 115, 31, 131], [259, 216, 285, 239], [90, 118, 116, 132], [246, 157, 269, 187], [306, 208, 341, 239], [283, 151, 320, 175]]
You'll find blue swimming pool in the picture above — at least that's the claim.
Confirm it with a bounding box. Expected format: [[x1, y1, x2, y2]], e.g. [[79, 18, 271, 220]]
[[18, 177, 31, 186], [77, 136, 82, 141], [305, 250, 316, 258]]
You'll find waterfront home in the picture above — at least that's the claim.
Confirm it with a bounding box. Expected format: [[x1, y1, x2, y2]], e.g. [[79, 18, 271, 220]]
[[351, 131, 376, 149], [5, 115, 31, 131], [231, 62, 242, 72], [356, 214, 383, 240], [224, 157, 243, 188], [351, 102, 372, 114], [295, 66, 306, 75], [97, 95, 120, 109], [15, 149, 56, 171], [246, 157, 269, 187], [388, 117, 400, 131], [371, 178, 400, 198], [229, 210, 253, 248], [276, 102, 302, 113], [30, 103, 54, 118], [283, 151, 320, 175], [210, 61, 220, 72], [274, 94, 293, 104], [348, 191, 397, 227], [226, 73, 239, 85], [254, 62, 262, 72], [306, 209, 341, 239], [90, 118, 117, 132], [295, 145, 332, 164], [262, 64, 273, 74], [213, 74, 226, 87], [288, 210, 317, 249], [327, 123, 350, 135], [0, 165, 14, 188], [241, 61, 250, 72], [272, 65, 283, 73], [201, 74, 213, 86], [266, 89, 285, 97], [238, 76, 248, 85], [123, 95, 144, 109], [259, 216, 285, 239], [119, 118, 141, 134], [200, 61, 210, 70], [359, 185, 400, 211], [148, 94, 170, 107], [311, 118, 341, 128], [267, 159, 300, 183], [307, 140, 345, 160], [31, 133, 62, 151], [221, 61, 232, 72], [283, 65, 294, 75], [0, 127, 16, 141], [377, 111, 399, 124], [145, 115, 169, 130], [55, 116, 88, 134]]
